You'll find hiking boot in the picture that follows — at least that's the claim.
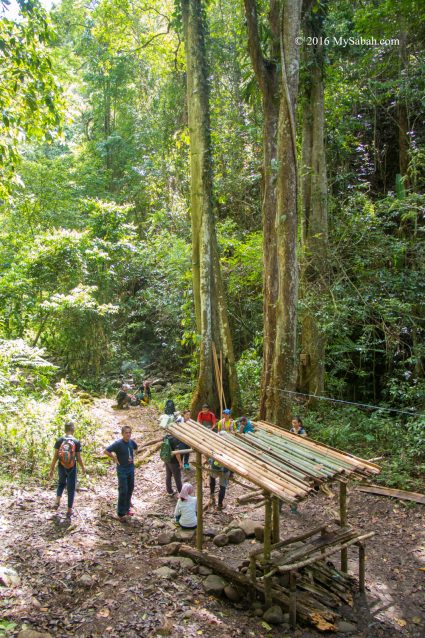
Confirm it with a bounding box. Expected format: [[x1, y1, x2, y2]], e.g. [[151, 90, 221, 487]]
[[66, 508, 73, 518], [217, 503, 225, 511], [118, 515, 128, 522], [209, 495, 216, 508]]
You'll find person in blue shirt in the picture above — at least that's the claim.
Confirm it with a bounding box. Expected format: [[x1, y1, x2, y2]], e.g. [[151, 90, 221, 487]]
[[105, 425, 138, 521], [237, 416, 255, 434]]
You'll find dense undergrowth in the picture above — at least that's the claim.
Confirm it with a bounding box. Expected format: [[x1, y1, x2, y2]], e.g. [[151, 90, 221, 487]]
[[0, 340, 102, 485]]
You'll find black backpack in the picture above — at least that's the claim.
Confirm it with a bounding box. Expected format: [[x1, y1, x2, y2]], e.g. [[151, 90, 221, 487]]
[[164, 399, 176, 415]]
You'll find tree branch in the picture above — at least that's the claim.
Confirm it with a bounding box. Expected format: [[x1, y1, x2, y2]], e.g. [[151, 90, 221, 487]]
[[244, 0, 268, 95]]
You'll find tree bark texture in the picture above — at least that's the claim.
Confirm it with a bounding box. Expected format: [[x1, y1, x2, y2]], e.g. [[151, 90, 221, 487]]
[[299, 6, 328, 398], [267, 0, 303, 424], [182, 0, 240, 414], [245, 0, 304, 423]]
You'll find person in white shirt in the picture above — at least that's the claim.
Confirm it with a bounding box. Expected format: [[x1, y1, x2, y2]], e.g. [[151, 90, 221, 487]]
[[174, 482, 197, 529]]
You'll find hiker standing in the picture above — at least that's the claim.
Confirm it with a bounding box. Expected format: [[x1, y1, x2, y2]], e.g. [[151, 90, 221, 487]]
[[105, 425, 138, 520], [197, 404, 216, 430], [217, 408, 237, 433], [175, 410, 191, 469], [209, 457, 230, 511], [160, 433, 183, 496], [48, 421, 86, 517]]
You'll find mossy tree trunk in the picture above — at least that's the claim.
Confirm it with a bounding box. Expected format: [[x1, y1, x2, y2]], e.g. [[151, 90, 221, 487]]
[[182, 0, 240, 415], [299, 4, 328, 400], [245, 0, 303, 423]]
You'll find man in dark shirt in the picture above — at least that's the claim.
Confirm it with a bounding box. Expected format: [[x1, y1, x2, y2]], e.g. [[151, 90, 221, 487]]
[[163, 434, 183, 496], [105, 425, 138, 520], [48, 421, 86, 517]]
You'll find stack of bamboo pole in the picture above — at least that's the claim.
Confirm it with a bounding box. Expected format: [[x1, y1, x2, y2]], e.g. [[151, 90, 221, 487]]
[[167, 416, 379, 503], [253, 421, 381, 478], [168, 420, 306, 502]]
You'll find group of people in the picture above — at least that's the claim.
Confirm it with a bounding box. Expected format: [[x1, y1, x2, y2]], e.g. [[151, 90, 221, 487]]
[[115, 380, 152, 409], [49, 397, 307, 525]]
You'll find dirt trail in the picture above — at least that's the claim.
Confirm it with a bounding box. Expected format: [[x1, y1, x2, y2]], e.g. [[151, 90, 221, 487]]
[[0, 400, 424, 637]]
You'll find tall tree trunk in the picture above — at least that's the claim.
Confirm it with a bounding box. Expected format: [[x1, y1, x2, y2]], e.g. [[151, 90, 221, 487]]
[[245, 0, 303, 424], [267, 0, 303, 423], [182, 0, 240, 415], [244, 0, 280, 419], [299, 5, 328, 400]]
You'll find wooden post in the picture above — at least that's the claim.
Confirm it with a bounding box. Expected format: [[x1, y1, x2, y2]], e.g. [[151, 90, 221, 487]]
[[249, 555, 257, 584], [263, 492, 272, 608], [272, 495, 280, 544], [358, 543, 365, 593], [196, 451, 203, 550], [339, 481, 348, 572], [289, 570, 297, 628]]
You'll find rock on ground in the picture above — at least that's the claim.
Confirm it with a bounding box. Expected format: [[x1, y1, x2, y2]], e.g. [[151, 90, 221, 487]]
[[154, 566, 176, 579], [227, 527, 246, 544], [203, 574, 227, 596], [263, 605, 284, 624], [213, 533, 229, 547]]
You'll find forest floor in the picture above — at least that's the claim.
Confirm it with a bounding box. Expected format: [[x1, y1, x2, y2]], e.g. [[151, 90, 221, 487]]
[[0, 400, 424, 638]]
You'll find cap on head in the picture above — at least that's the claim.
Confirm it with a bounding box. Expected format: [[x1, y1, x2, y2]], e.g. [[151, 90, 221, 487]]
[[223, 408, 231, 415], [202, 403, 209, 409]]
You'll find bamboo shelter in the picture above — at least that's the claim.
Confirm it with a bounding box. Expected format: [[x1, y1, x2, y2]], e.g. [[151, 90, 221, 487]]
[[166, 419, 381, 628]]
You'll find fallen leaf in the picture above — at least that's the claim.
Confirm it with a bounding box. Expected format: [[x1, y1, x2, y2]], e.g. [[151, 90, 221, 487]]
[[261, 621, 272, 631], [412, 617, 421, 625], [97, 607, 110, 618], [395, 618, 407, 627]]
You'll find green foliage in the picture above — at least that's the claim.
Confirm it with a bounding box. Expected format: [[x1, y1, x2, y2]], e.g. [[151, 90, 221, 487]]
[[0, 0, 63, 198], [0, 340, 100, 480], [302, 406, 425, 490], [236, 347, 261, 416]]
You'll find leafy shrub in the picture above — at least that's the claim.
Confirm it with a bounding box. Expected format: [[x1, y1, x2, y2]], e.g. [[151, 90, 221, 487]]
[[0, 340, 101, 481]]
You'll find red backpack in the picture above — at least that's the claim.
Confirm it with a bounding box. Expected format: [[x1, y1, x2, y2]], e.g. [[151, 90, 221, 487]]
[[58, 437, 77, 469]]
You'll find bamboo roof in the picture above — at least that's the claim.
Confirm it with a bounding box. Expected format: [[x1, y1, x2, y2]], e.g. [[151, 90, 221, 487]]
[[166, 419, 380, 504]]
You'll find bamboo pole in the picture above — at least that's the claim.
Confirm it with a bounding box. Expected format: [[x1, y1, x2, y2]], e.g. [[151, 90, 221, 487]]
[[255, 421, 380, 475], [339, 481, 348, 572], [263, 493, 272, 608], [185, 426, 310, 494], [358, 543, 365, 593], [220, 350, 226, 409], [262, 532, 375, 577], [196, 452, 203, 550], [169, 423, 306, 499], [272, 496, 280, 544], [289, 571, 297, 628], [254, 429, 358, 475]]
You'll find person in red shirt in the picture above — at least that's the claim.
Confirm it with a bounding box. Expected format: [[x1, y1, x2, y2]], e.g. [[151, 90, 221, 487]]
[[197, 404, 217, 430]]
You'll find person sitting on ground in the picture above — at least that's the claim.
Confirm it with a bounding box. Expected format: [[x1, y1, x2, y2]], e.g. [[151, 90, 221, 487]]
[[48, 421, 86, 518], [174, 482, 197, 529], [290, 416, 307, 437], [217, 408, 237, 433], [208, 447, 231, 511], [175, 410, 192, 469], [136, 380, 151, 405], [115, 383, 132, 409], [237, 415, 255, 434], [197, 403, 217, 430], [105, 425, 138, 521], [160, 432, 183, 496]]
